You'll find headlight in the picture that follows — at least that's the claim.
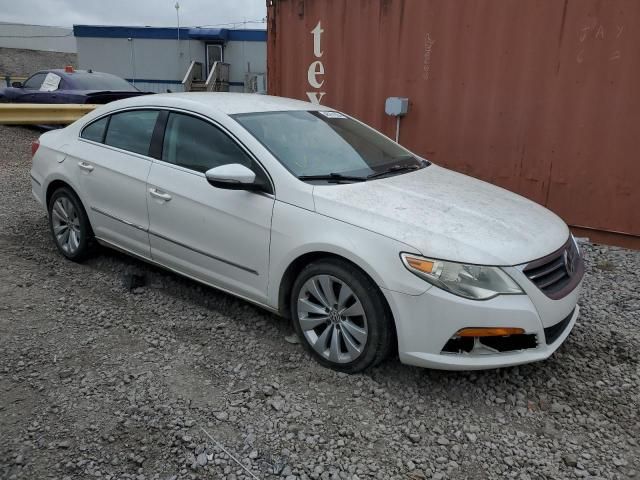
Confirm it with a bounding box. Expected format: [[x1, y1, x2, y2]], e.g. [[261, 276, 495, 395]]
[[401, 253, 524, 300]]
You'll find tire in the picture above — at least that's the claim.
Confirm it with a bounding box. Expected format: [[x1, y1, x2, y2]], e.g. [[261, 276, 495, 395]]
[[48, 186, 94, 262], [290, 258, 394, 373]]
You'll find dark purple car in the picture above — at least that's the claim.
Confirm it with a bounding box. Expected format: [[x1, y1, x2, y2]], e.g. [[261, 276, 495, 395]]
[[0, 69, 151, 104]]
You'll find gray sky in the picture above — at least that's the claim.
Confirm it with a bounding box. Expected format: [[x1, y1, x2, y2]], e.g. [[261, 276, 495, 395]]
[[0, 0, 267, 28]]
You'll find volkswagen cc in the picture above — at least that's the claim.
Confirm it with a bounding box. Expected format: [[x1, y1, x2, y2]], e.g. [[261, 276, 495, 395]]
[[30, 93, 584, 372]]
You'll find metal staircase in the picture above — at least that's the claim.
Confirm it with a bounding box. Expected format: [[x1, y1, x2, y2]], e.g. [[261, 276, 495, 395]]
[[182, 61, 229, 92], [189, 80, 207, 92]]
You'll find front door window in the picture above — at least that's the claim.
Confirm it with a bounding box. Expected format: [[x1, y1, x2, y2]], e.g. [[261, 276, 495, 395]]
[[23, 73, 47, 90]]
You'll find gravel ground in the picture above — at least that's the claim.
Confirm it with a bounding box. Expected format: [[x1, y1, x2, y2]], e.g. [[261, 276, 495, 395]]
[[0, 124, 638, 480], [0, 47, 77, 78]]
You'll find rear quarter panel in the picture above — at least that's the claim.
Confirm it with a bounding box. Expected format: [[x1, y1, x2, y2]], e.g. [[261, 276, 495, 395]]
[[30, 127, 82, 209]]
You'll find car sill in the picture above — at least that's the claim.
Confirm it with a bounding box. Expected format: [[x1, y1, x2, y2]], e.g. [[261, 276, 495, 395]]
[[90, 207, 259, 276], [148, 230, 259, 276], [91, 206, 147, 232], [94, 236, 280, 315]]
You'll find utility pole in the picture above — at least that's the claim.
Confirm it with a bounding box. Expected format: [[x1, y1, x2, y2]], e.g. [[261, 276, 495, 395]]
[[175, 2, 181, 63], [127, 37, 135, 86]]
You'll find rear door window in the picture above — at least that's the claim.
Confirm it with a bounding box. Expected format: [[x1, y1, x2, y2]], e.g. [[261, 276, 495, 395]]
[[104, 110, 159, 156]]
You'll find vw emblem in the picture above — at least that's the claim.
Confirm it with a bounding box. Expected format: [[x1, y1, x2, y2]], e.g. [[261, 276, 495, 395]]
[[564, 249, 575, 276]]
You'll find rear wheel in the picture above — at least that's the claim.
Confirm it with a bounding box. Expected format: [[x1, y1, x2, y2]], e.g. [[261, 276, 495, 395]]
[[48, 187, 94, 262], [290, 259, 393, 373]]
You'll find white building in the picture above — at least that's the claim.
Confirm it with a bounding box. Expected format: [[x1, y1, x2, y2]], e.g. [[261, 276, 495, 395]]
[[73, 25, 266, 93], [0, 22, 77, 52]]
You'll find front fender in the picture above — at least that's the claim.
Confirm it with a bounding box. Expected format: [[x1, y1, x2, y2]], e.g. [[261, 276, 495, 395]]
[[267, 202, 431, 309]]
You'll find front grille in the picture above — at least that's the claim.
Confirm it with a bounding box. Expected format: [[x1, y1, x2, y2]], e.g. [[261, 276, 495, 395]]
[[544, 308, 575, 344], [522, 237, 584, 299]]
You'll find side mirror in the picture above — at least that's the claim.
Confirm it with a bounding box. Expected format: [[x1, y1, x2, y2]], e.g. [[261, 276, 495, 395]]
[[205, 163, 262, 191], [11, 81, 22, 88]]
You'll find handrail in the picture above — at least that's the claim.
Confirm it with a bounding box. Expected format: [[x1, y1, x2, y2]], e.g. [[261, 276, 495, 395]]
[[181, 61, 203, 92], [205, 62, 230, 92], [204, 61, 218, 90], [0, 104, 97, 125]]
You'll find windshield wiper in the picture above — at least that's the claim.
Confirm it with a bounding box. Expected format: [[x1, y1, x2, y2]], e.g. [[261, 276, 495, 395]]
[[366, 164, 421, 179], [298, 172, 367, 183]]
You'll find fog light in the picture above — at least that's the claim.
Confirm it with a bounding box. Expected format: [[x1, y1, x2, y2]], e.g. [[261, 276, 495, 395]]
[[455, 327, 525, 337]]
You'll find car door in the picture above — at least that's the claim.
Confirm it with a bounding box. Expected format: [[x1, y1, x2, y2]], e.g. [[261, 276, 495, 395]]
[[146, 111, 275, 303], [70, 109, 159, 258]]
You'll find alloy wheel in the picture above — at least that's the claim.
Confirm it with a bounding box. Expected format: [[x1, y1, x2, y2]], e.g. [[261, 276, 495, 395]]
[[51, 196, 81, 255], [296, 274, 369, 363]]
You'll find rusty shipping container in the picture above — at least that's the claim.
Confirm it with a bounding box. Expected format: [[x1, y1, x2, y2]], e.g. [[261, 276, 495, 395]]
[[267, 0, 640, 248]]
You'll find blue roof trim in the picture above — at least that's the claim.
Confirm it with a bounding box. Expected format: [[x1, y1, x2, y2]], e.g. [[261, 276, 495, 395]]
[[188, 28, 228, 41], [125, 78, 183, 84], [188, 28, 266, 41], [74, 25, 266, 42], [74, 25, 190, 39], [227, 30, 266, 42]]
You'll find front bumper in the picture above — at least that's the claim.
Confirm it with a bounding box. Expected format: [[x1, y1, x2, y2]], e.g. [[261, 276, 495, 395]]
[[383, 277, 582, 370]]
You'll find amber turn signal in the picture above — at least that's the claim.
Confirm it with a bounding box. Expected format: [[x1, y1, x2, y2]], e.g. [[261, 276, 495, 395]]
[[456, 327, 525, 337], [404, 256, 434, 273]]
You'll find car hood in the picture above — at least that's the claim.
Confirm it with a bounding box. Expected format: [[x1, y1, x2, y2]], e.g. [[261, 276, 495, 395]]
[[312, 164, 569, 266]]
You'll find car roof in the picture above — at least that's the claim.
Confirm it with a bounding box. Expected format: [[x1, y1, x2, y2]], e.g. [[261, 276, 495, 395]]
[[34, 69, 131, 85], [42, 69, 112, 77], [107, 92, 333, 115]]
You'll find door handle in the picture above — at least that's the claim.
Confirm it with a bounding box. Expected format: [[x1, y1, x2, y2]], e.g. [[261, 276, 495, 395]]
[[149, 188, 172, 201], [78, 161, 94, 172]]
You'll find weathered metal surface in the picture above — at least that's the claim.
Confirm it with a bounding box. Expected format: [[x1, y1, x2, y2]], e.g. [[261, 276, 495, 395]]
[[267, 0, 640, 246], [0, 104, 97, 125]]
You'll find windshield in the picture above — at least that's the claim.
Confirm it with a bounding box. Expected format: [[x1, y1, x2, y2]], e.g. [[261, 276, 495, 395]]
[[69, 72, 138, 91], [233, 110, 425, 180]]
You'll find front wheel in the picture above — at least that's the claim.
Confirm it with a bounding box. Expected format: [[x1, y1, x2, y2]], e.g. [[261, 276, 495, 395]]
[[290, 259, 394, 373]]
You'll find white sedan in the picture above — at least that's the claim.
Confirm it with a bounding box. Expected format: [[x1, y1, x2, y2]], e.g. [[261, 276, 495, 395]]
[[30, 93, 584, 373]]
